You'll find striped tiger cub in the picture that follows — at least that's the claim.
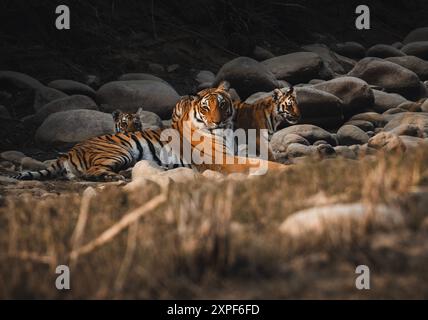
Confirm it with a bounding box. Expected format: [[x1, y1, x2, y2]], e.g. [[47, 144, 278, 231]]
[[112, 108, 143, 133], [12, 81, 285, 181], [233, 87, 300, 160]]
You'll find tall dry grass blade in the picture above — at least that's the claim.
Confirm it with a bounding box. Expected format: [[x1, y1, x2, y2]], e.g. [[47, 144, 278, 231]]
[[70, 193, 166, 260], [70, 187, 97, 267], [114, 221, 139, 294], [6, 251, 54, 265]]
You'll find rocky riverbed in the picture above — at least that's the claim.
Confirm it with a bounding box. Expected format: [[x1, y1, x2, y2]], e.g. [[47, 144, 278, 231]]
[[2, 23, 428, 299]]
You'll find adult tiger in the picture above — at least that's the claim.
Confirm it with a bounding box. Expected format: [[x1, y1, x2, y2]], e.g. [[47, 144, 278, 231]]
[[170, 81, 286, 174], [13, 81, 285, 181], [233, 87, 300, 160]]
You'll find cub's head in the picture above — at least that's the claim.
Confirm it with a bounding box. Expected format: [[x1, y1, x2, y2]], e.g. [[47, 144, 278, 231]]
[[189, 81, 234, 131], [272, 87, 300, 126], [112, 108, 143, 133]]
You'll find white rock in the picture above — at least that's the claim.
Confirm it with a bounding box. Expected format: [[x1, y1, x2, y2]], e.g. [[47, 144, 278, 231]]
[[202, 169, 225, 180], [131, 160, 165, 180], [158, 167, 199, 183], [279, 203, 404, 240]]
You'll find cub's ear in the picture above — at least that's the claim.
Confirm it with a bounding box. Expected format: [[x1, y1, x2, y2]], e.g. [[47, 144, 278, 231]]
[[112, 110, 121, 121], [217, 80, 230, 91], [136, 107, 144, 115], [272, 88, 282, 101], [286, 86, 295, 95]]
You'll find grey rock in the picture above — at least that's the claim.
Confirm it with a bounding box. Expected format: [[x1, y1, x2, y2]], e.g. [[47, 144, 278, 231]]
[[96, 80, 180, 119], [382, 107, 406, 115], [384, 112, 428, 137], [349, 112, 386, 127], [30, 95, 98, 127], [372, 89, 408, 113], [366, 44, 405, 58], [403, 27, 428, 44], [270, 133, 310, 153], [33, 86, 68, 112], [312, 76, 374, 118], [213, 57, 278, 100], [118, 73, 168, 84], [273, 124, 336, 145], [0, 71, 43, 90], [401, 41, 428, 60], [262, 52, 333, 84], [344, 119, 374, 132], [385, 56, 428, 81], [334, 42, 366, 60], [294, 87, 344, 128], [195, 70, 215, 84], [284, 143, 317, 158], [253, 46, 275, 61], [48, 79, 96, 98], [337, 125, 369, 146], [348, 57, 422, 100], [36, 109, 114, 145], [138, 110, 164, 130], [303, 43, 352, 74]]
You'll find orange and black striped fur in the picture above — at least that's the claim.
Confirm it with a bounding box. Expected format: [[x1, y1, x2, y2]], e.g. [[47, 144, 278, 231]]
[[12, 128, 186, 181], [233, 87, 300, 160], [171, 81, 287, 174], [13, 82, 286, 181], [112, 108, 143, 133]]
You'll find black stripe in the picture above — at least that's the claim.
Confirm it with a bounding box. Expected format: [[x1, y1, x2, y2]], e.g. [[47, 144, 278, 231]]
[[130, 134, 144, 161], [105, 135, 117, 144], [45, 168, 52, 178], [69, 156, 81, 171], [145, 138, 162, 165], [116, 134, 133, 148]]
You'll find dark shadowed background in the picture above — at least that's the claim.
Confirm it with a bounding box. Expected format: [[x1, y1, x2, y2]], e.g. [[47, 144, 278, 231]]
[[1, 0, 426, 84]]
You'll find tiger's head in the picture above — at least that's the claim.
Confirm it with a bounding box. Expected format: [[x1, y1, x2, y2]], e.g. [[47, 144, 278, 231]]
[[187, 81, 234, 131], [112, 108, 143, 133], [272, 87, 300, 126]]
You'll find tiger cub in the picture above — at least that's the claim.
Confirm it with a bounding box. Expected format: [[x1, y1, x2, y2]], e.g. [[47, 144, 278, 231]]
[[13, 81, 284, 181], [233, 87, 300, 160], [112, 108, 143, 133]]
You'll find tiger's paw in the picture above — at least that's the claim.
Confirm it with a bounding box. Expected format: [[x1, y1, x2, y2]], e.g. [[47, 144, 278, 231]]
[[102, 174, 126, 182]]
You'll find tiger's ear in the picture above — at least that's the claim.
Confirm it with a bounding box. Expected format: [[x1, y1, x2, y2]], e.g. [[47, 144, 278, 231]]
[[112, 110, 121, 121], [272, 89, 282, 102], [217, 80, 230, 92], [286, 86, 295, 96]]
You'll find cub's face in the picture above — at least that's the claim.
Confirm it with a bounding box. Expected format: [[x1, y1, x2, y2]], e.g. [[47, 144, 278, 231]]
[[112, 110, 143, 133], [191, 81, 234, 131], [272, 87, 300, 125]]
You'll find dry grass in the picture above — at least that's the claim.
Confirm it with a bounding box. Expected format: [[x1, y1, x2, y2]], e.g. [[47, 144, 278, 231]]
[[1, 151, 428, 299]]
